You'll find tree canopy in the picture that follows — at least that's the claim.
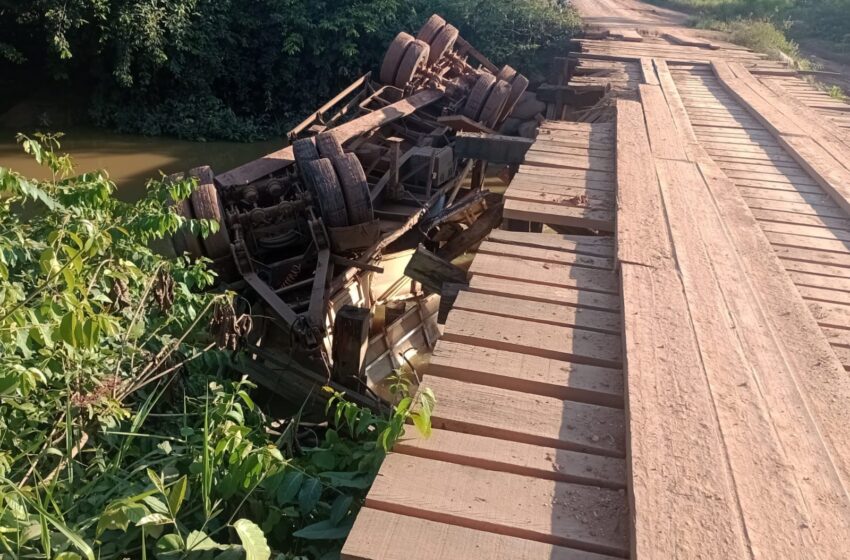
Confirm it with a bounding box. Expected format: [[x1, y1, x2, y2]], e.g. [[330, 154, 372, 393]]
[[0, 0, 580, 141]]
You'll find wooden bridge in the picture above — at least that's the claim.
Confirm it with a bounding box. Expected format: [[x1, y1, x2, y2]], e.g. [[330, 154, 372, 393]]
[[342, 4, 850, 558]]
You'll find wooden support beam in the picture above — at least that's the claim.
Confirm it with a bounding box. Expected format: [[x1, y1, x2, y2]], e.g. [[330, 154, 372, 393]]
[[331, 305, 371, 385]]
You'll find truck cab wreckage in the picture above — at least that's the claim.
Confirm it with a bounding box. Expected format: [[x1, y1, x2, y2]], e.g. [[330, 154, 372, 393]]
[[166, 15, 535, 409]]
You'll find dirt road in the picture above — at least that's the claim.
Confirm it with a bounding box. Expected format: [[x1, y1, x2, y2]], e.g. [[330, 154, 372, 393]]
[[572, 0, 850, 91]]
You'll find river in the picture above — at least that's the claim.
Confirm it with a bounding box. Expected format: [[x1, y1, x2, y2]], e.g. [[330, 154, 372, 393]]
[[0, 127, 284, 201]]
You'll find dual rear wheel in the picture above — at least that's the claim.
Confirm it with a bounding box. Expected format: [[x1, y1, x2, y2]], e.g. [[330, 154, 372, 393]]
[[292, 134, 374, 228]]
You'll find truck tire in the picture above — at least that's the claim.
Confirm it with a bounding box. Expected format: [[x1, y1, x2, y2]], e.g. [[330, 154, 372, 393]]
[[417, 14, 446, 44], [331, 153, 374, 225], [188, 166, 231, 260], [479, 79, 512, 129], [302, 158, 349, 228], [500, 73, 530, 122], [380, 32, 414, 84], [293, 137, 320, 172], [497, 64, 517, 83], [462, 73, 496, 120], [428, 23, 458, 64], [395, 39, 430, 89], [315, 132, 344, 159]]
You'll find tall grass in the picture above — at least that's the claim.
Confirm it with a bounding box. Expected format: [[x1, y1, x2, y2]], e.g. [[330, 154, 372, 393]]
[[644, 0, 850, 52]]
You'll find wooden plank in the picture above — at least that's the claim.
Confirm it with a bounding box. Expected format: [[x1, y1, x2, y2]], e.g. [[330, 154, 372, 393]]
[[620, 264, 750, 558], [423, 375, 625, 458], [711, 61, 806, 136], [791, 270, 850, 293], [765, 230, 850, 254], [760, 220, 850, 242], [342, 508, 621, 560], [509, 175, 615, 194], [217, 89, 444, 186], [486, 230, 614, 258], [526, 142, 613, 159], [476, 240, 614, 270], [639, 84, 689, 161], [468, 275, 621, 313], [442, 309, 622, 368], [615, 98, 672, 267], [640, 58, 657, 85], [426, 340, 623, 407], [655, 156, 850, 556], [505, 187, 615, 214], [610, 28, 643, 42], [469, 253, 619, 294], [653, 59, 698, 151], [503, 198, 614, 232], [688, 153, 850, 550], [395, 426, 626, 488], [779, 135, 850, 217], [452, 291, 620, 335], [523, 151, 615, 172], [662, 30, 718, 49], [365, 454, 629, 556], [516, 164, 614, 183]]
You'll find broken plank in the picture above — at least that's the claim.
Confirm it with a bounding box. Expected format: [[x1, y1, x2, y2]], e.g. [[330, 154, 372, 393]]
[[504, 198, 614, 232], [486, 230, 614, 258]]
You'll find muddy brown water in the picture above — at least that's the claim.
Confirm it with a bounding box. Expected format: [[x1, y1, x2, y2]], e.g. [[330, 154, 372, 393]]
[[0, 127, 284, 201]]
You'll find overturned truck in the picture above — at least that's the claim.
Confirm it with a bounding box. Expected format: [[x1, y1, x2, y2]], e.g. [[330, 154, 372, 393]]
[[168, 15, 530, 408]]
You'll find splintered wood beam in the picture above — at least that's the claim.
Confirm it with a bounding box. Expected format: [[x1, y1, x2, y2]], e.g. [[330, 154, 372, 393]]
[[217, 89, 445, 187], [404, 245, 468, 294]]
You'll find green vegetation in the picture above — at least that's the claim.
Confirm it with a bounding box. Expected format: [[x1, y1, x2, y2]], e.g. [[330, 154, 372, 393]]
[[0, 135, 434, 558], [0, 1, 580, 141], [644, 0, 850, 58]]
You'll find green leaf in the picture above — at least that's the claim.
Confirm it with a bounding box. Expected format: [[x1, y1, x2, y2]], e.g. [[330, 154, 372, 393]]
[[167, 475, 188, 515], [329, 494, 353, 525], [55, 553, 82, 560], [298, 478, 322, 514], [233, 518, 271, 560], [275, 470, 303, 505], [185, 530, 223, 551], [292, 518, 354, 540], [154, 533, 184, 558], [318, 471, 372, 489], [311, 450, 336, 471], [59, 311, 77, 346]]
